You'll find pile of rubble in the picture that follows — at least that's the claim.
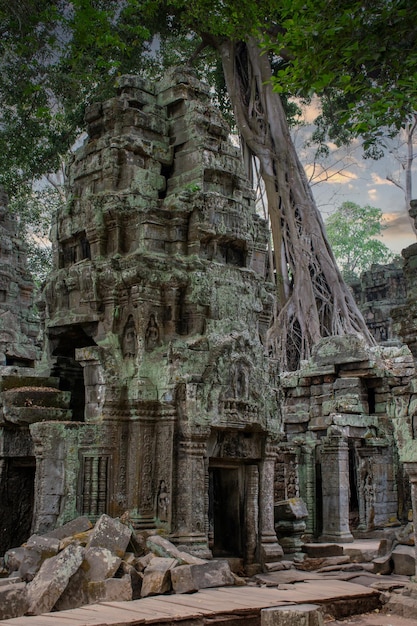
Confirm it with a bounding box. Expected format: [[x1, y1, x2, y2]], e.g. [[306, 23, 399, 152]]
[[0, 514, 236, 620]]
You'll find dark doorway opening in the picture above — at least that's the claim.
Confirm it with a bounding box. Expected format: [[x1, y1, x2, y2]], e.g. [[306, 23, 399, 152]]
[[0, 458, 35, 554], [349, 441, 359, 530], [49, 323, 97, 422], [209, 466, 242, 558], [315, 461, 323, 537]]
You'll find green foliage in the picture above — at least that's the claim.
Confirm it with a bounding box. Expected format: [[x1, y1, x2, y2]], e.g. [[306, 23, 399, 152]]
[[325, 202, 395, 280], [8, 186, 62, 287], [268, 0, 417, 149]]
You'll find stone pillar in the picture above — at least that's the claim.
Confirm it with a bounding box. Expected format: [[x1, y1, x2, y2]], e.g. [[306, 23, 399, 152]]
[[29, 422, 67, 534], [403, 462, 417, 578], [76, 347, 105, 422], [171, 434, 212, 559], [245, 464, 259, 566], [299, 442, 317, 537], [259, 441, 283, 565], [320, 431, 353, 543]]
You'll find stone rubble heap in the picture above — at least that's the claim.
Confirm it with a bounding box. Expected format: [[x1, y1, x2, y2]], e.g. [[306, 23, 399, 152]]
[[0, 514, 236, 620]]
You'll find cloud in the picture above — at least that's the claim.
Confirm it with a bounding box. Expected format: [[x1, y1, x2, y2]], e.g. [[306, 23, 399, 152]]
[[304, 163, 359, 185], [380, 211, 417, 253]]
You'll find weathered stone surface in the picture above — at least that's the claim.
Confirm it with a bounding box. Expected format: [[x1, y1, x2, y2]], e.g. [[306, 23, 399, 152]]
[[372, 554, 393, 575], [302, 544, 344, 558], [43, 516, 92, 540], [275, 498, 308, 521], [54, 546, 122, 610], [311, 336, 369, 366], [146, 535, 207, 565], [141, 556, 177, 597], [261, 604, 324, 626], [88, 575, 132, 604], [392, 544, 416, 576], [0, 581, 29, 620], [26, 543, 84, 615], [171, 560, 237, 594], [86, 514, 132, 558], [170, 564, 197, 593]]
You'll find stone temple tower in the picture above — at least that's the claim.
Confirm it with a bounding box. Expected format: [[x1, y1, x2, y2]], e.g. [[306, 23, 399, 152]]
[[38, 68, 283, 569]]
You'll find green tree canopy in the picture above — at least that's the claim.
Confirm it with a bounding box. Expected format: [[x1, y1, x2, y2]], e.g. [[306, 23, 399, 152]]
[[325, 202, 395, 281], [269, 0, 417, 148], [1, 0, 377, 369]]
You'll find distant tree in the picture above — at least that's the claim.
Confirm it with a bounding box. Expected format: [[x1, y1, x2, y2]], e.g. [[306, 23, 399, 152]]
[[325, 202, 395, 281], [9, 185, 62, 288]]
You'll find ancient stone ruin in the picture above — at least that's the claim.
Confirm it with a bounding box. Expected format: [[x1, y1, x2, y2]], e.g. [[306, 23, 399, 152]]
[[1, 67, 417, 619]]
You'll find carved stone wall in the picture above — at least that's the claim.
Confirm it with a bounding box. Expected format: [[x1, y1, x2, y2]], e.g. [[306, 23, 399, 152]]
[[35, 68, 282, 566], [350, 261, 406, 345], [280, 335, 416, 540]]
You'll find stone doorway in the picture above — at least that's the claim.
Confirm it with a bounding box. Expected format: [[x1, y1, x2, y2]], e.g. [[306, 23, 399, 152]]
[[209, 465, 243, 558], [0, 457, 35, 553], [49, 324, 97, 422]]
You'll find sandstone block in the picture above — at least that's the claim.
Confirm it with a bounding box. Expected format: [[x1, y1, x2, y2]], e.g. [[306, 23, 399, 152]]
[[170, 564, 196, 593], [141, 556, 177, 597], [83, 547, 122, 581], [392, 544, 416, 576], [54, 546, 122, 611], [146, 535, 207, 565], [302, 544, 343, 558], [275, 498, 308, 521], [88, 575, 132, 604], [26, 543, 84, 615], [172, 559, 235, 594], [4, 547, 29, 575], [373, 554, 393, 575], [261, 604, 324, 626], [43, 516, 92, 540], [86, 514, 132, 557], [0, 581, 29, 620], [118, 561, 143, 599]]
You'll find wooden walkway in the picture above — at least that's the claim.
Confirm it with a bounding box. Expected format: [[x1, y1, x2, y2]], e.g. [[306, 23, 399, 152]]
[[0, 580, 380, 626]]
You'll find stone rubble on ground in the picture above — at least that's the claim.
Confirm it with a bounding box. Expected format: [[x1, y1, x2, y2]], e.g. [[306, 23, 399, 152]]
[[0, 514, 416, 620], [0, 513, 237, 620]]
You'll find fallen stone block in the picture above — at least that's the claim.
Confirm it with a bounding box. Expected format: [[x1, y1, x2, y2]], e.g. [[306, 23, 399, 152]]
[[0, 581, 29, 620], [88, 575, 132, 604], [54, 547, 122, 611], [118, 561, 143, 599], [395, 522, 415, 546], [4, 547, 28, 575], [302, 543, 344, 558], [83, 547, 122, 581], [171, 564, 197, 593], [86, 514, 132, 557], [264, 561, 293, 572], [135, 552, 153, 572], [43, 516, 93, 540], [26, 543, 84, 615], [373, 553, 393, 575], [171, 559, 234, 594], [296, 556, 350, 571], [146, 534, 207, 565], [392, 544, 416, 576], [275, 498, 308, 521], [141, 556, 177, 597], [261, 603, 324, 626]]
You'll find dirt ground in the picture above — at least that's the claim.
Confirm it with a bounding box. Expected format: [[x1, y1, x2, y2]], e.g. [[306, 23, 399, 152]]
[[326, 609, 417, 626]]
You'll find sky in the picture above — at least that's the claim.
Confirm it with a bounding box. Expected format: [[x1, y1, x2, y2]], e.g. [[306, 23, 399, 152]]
[[294, 107, 417, 255]]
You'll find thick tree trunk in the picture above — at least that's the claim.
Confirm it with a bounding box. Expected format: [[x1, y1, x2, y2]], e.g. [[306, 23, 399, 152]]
[[215, 37, 373, 370]]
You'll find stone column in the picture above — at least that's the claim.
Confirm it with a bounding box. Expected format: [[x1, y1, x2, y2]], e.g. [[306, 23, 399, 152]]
[[403, 462, 417, 578], [320, 430, 353, 543], [245, 464, 259, 567], [171, 434, 211, 559], [259, 441, 283, 565]]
